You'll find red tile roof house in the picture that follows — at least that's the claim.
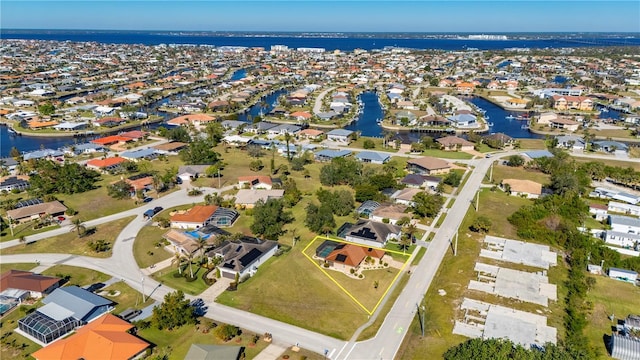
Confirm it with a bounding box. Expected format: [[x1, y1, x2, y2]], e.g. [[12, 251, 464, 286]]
[[86, 157, 127, 173], [238, 176, 274, 190], [118, 130, 148, 141], [170, 205, 239, 229], [91, 135, 133, 147], [0, 270, 62, 301], [316, 241, 386, 275], [436, 136, 475, 152]]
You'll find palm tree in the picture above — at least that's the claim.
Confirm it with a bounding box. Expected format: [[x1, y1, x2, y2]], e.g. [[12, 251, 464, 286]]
[[402, 223, 418, 244], [195, 236, 208, 266], [284, 132, 292, 161], [172, 251, 183, 275], [71, 218, 86, 238], [187, 252, 195, 278], [399, 235, 412, 255]]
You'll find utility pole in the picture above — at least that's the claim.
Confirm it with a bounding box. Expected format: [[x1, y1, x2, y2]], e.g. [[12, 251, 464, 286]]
[[489, 161, 494, 182], [218, 168, 221, 189], [475, 190, 480, 212], [141, 276, 146, 302], [454, 231, 459, 256], [416, 304, 424, 337]]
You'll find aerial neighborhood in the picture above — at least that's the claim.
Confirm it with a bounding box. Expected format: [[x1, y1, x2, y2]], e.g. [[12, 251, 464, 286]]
[[0, 34, 639, 360]]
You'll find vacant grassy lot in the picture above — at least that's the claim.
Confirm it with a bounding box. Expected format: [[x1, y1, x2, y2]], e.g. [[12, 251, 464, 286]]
[[517, 139, 546, 150], [573, 157, 640, 171], [349, 136, 391, 152], [2, 216, 135, 258], [586, 276, 640, 359], [357, 273, 410, 340], [422, 149, 474, 160], [42, 265, 110, 287], [138, 321, 270, 360], [0, 263, 36, 273], [0, 221, 61, 242], [0, 301, 41, 359], [100, 281, 156, 314], [134, 224, 173, 268], [486, 164, 551, 185]]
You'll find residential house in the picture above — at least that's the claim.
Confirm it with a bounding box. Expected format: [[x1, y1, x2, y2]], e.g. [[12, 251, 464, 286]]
[[93, 117, 126, 127], [267, 124, 301, 136], [400, 174, 441, 189], [23, 149, 64, 161], [208, 237, 278, 279], [250, 122, 278, 134], [0, 176, 29, 192], [120, 148, 158, 162], [395, 110, 418, 125], [609, 215, 640, 236], [370, 203, 408, 224], [315, 240, 385, 273], [166, 114, 216, 128], [552, 95, 594, 111], [0, 270, 61, 301], [391, 188, 423, 207], [170, 205, 239, 229], [502, 179, 543, 199], [315, 149, 352, 162], [185, 344, 244, 360], [234, 189, 285, 209], [589, 203, 608, 221], [605, 230, 640, 249], [522, 150, 554, 162], [342, 220, 402, 248], [18, 286, 114, 344], [549, 117, 579, 132], [355, 151, 390, 164], [32, 314, 150, 360], [6, 201, 67, 223], [483, 133, 515, 149], [91, 135, 133, 147], [506, 98, 528, 109], [153, 141, 188, 155], [447, 112, 477, 128], [537, 112, 559, 125], [593, 140, 628, 154], [326, 129, 354, 143], [298, 129, 324, 140], [608, 268, 638, 284], [609, 334, 640, 360], [178, 165, 210, 182], [608, 201, 640, 217], [436, 136, 475, 151], [407, 157, 451, 175], [238, 176, 276, 190], [86, 157, 127, 173], [163, 225, 230, 256], [0, 157, 19, 172], [555, 135, 585, 150]]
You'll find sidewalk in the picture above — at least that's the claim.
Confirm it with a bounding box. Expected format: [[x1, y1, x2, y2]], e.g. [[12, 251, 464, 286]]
[[252, 344, 288, 360]]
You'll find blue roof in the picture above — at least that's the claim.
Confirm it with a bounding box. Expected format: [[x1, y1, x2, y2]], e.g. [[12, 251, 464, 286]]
[[121, 148, 156, 159], [356, 151, 391, 162], [42, 286, 112, 321], [23, 149, 64, 160], [447, 113, 476, 123], [315, 149, 352, 158], [327, 129, 354, 137], [609, 267, 638, 276], [593, 140, 628, 151], [524, 150, 554, 159]]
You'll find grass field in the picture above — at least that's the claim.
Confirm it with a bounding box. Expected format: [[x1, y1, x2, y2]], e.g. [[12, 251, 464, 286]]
[[517, 139, 547, 150], [0, 221, 62, 242], [357, 273, 410, 341], [152, 266, 210, 296], [0, 263, 36, 273], [422, 149, 474, 159], [573, 157, 640, 171], [138, 321, 270, 360], [0, 301, 42, 359], [2, 216, 135, 258], [100, 281, 156, 314], [486, 164, 551, 185], [586, 276, 640, 359], [133, 224, 173, 268], [42, 265, 110, 287]]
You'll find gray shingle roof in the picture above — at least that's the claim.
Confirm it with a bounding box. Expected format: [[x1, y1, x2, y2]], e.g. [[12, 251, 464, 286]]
[[42, 286, 112, 321]]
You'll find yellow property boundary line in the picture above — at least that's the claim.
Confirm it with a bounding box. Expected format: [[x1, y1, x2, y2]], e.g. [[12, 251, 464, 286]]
[[302, 235, 410, 315]]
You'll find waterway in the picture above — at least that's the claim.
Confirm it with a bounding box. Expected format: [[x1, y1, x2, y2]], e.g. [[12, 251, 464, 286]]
[[468, 97, 542, 139], [237, 88, 289, 123], [345, 91, 384, 137]]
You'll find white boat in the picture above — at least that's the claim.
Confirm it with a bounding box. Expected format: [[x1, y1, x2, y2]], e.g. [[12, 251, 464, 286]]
[[601, 108, 609, 113], [505, 115, 516, 120]]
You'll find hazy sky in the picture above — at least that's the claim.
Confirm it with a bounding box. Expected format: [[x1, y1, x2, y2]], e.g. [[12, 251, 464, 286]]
[[2, 1, 639, 32]]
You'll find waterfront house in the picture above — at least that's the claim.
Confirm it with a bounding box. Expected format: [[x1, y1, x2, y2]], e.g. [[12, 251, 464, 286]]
[[208, 237, 278, 279], [418, 115, 450, 127], [326, 129, 354, 143], [0, 157, 18, 172], [120, 148, 158, 162], [355, 151, 390, 164], [447, 112, 477, 128], [32, 313, 150, 360], [53, 121, 88, 131], [549, 117, 579, 132], [407, 157, 451, 175], [250, 121, 278, 134], [506, 98, 528, 109], [167, 114, 216, 128], [552, 95, 594, 111], [23, 149, 64, 161], [153, 141, 188, 155], [436, 136, 475, 151], [86, 157, 127, 173], [170, 205, 239, 229], [555, 135, 585, 150], [395, 110, 418, 125], [537, 112, 558, 125], [341, 220, 401, 248], [234, 189, 285, 209], [92, 117, 125, 127]]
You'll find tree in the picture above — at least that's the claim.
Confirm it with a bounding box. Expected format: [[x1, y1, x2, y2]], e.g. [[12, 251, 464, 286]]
[[412, 192, 444, 218], [443, 171, 462, 187], [284, 132, 293, 161], [204, 122, 224, 146], [399, 234, 412, 254], [444, 338, 575, 360], [179, 140, 219, 165], [28, 161, 101, 195], [506, 155, 525, 167], [363, 139, 375, 149], [214, 324, 241, 341], [282, 178, 301, 207], [38, 102, 55, 115], [250, 159, 263, 172], [304, 203, 335, 233], [316, 188, 354, 216], [108, 180, 132, 199], [151, 291, 196, 330], [71, 218, 86, 238], [250, 198, 293, 239], [19, 235, 26, 247], [172, 252, 183, 275], [470, 216, 492, 233], [247, 144, 264, 158], [9, 147, 21, 159], [319, 157, 362, 186]]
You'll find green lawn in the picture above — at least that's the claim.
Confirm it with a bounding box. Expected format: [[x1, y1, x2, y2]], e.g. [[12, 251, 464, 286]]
[[42, 265, 110, 287], [0, 221, 61, 242], [2, 216, 135, 258], [474, 188, 534, 240], [133, 225, 173, 268], [101, 281, 156, 314], [357, 273, 410, 341], [422, 149, 474, 160], [152, 266, 210, 296], [138, 322, 270, 360], [586, 276, 640, 359], [486, 164, 551, 185], [517, 139, 546, 150], [349, 137, 393, 152], [573, 157, 640, 172], [0, 302, 42, 359], [0, 263, 36, 273]]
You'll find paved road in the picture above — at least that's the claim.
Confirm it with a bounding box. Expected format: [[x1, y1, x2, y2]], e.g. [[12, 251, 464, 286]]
[[334, 157, 493, 360], [313, 86, 336, 115]]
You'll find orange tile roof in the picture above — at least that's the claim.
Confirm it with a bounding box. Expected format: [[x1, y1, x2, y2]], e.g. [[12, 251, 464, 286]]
[[237, 175, 272, 186], [91, 135, 132, 145], [86, 157, 127, 168], [171, 205, 218, 223], [326, 244, 385, 267], [32, 314, 150, 360], [167, 114, 215, 126], [28, 120, 58, 129], [0, 270, 60, 293], [290, 111, 312, 119], [126, 176, 153, 191]]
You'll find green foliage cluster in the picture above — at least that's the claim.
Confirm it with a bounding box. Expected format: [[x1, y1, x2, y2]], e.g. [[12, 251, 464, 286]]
[[354, 172, 397, 202], [250, 198, 293, 240], [506, 155, 525, 167], [158, 126, 191, 143], [108, 180, 132, 199], [319, 157, 362, 186], [28, 160, 101, 195], [316, 188, 354, 216], [151, 290, 197, 330], [282, 178, 301, 207], [179, 139, 220, 165], [411, 192, 444, 218], [469, 216, 492, 233], [444, 338, 576, 360], [38, 102, 55, 115], [443, 171, 462, 187], [214, 324, 241, 341]]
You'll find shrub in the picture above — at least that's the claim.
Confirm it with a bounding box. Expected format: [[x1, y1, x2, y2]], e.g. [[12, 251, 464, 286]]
[[350, 268, 355, 274], [358, 274, 363, 278], [214, 324, 241, 341]]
